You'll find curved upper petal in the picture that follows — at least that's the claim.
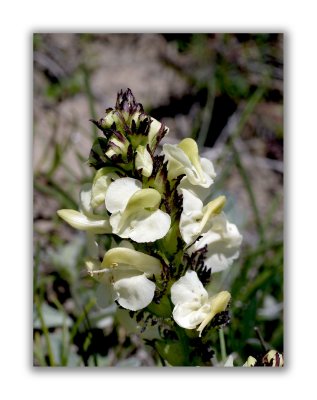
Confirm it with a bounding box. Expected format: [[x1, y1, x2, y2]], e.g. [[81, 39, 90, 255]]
[[105, 177, 142, 213], [112, 271, 156, 311]]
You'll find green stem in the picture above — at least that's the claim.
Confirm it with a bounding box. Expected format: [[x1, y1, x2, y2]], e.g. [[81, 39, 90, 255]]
[[175, 325, 191, 366], [254, 327, 268, 352], [219, 328, 227, 363]]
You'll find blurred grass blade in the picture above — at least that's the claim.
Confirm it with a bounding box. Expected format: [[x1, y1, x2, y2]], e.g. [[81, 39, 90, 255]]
[[69, 297, 96, 343], [46, 142, 62, 179], [34, 177, 77, 209], [81, 64, 98, 140], [35, 297, 56, 366], [231, 141, 265, 243], [34, 332, 46, 366], [196, 76, 216, 147]]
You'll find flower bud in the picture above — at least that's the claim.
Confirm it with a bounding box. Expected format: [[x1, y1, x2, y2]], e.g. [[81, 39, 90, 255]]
[[135, 145, 153, 177]]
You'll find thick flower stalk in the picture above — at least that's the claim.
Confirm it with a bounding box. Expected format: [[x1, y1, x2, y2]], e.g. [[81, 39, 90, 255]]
[[57, 88, 245, 366]]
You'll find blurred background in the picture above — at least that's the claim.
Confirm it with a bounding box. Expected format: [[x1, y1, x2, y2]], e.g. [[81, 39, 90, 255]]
[[33, 33, 283, 366]]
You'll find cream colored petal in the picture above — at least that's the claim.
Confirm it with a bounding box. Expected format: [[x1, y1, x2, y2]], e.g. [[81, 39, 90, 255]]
[[128, 209, 171, 243], [199, 195, 226, 233], [109, 187, 170, 243], [109, 212, 128, 237], [179, 189, 203, 244], [183, 157, 216, 189], [178, 138, 207, 186], [179, 190, 226, 245], [122, 188, 161, 216], [79, 183, 93, 215], [171, 270, 208, 305], [101, 247, 161, 276], [105, 177, 142, 213], [163, 140, 214, 189], [57, 209, 111, 234], [243, 356, 257, 367], [148, 117, 169, 150], [113, 271, 156, 311], [163, 143, 191, 167], [189, 213, 242, 273], [91, 168, 119, 209], [201, 157, 216, 182], [181, 188, 203, 216], [177, 177, 213, 202], [135, 145, 153, 177], [197, 291, 231, 336], [163, 143, 192, 180], [172, 302, 209, 329]]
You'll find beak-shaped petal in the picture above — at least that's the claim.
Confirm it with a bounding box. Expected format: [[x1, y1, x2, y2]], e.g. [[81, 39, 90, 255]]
[[101, 247, 161, 276], [197, 291, 231, 336], [57, 209, 111, 234]]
